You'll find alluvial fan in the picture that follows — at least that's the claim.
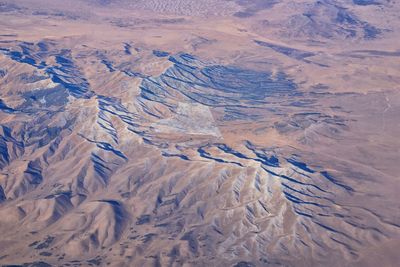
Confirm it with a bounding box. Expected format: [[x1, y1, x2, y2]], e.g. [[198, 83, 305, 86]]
[[0, 0, 400, 266]]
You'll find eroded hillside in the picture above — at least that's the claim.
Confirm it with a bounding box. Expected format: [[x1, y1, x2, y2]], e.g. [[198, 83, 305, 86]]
[[0, 0, 399, 266]]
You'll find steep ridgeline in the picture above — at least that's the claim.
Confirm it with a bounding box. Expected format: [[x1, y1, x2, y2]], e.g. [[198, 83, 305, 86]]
[[0, 41, 399, 267]]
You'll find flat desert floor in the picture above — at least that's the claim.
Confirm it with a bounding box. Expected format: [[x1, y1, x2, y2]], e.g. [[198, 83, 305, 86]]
[[0, 0, 399, 266]]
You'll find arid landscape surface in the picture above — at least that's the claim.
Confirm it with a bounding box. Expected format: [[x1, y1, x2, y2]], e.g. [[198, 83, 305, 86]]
[[0, 0, 399, 266]]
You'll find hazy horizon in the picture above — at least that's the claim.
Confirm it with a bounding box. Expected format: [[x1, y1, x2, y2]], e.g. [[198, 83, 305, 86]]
[[0, 1, 399, 266]]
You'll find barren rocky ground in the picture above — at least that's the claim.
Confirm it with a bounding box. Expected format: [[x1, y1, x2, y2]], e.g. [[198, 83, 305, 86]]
[[0, 0, 399, 266]]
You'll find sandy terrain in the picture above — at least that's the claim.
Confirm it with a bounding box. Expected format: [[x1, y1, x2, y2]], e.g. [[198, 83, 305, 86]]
[[0, 0, 399, 266]]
